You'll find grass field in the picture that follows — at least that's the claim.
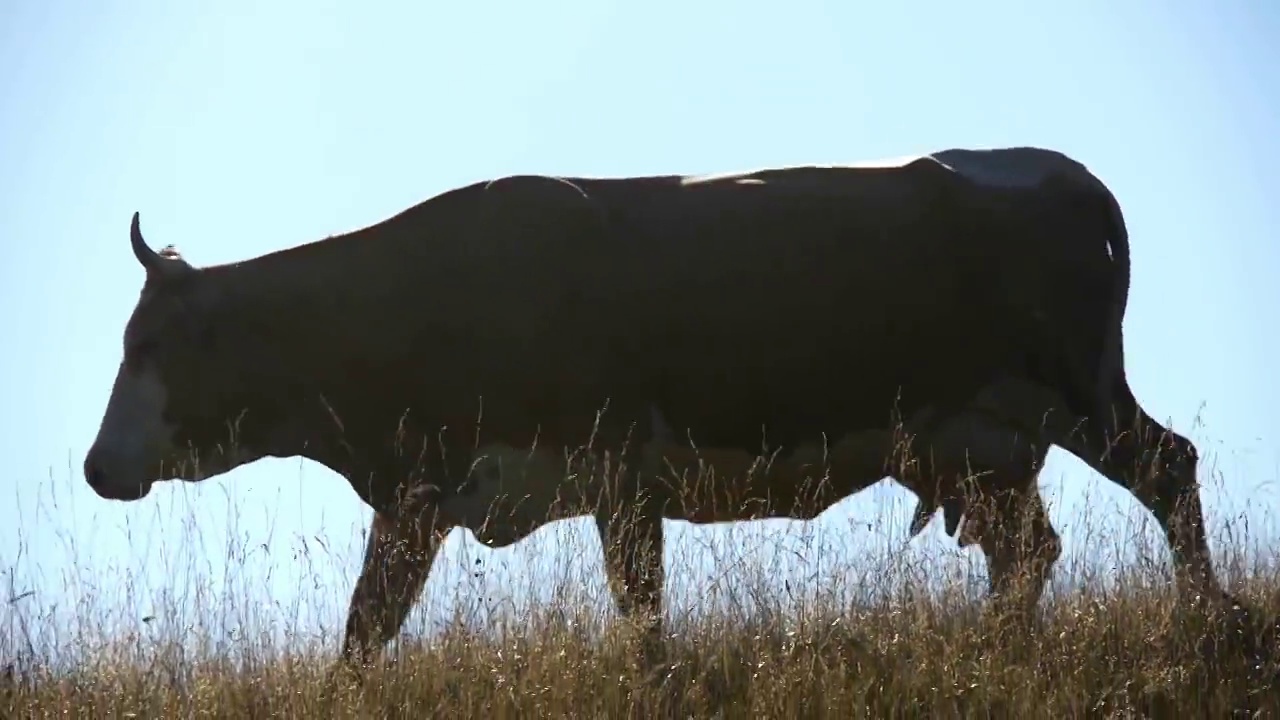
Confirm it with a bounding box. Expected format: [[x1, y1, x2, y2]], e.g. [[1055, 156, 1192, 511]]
[[4, 449, 1279, 717]]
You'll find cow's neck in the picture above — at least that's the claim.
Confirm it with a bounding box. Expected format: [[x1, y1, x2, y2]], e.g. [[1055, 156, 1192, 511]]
[[202, 226, 447, 495], [205, 221, 430, 368]]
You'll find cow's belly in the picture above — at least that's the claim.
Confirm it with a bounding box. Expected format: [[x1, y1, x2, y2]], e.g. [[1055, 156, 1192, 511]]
[[436, 427, 901, 544], [640, 429, 896, 523], [436, 375, 1069, 546], [434, 443, 589, 548]]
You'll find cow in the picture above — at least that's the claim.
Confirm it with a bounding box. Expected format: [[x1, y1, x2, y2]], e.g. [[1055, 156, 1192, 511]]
[[82, 146, 1265, 671]]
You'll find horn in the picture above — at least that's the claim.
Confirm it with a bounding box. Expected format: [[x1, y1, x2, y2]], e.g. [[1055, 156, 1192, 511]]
[[130, 211, 161, 270]]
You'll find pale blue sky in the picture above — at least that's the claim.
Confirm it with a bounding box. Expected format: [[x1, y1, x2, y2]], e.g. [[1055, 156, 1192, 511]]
[[3, 0, 1279, 661]]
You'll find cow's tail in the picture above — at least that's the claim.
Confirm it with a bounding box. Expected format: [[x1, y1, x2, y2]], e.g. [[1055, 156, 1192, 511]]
[[1022, 175, 1132, 464], [1093, 180, 1132, 427]]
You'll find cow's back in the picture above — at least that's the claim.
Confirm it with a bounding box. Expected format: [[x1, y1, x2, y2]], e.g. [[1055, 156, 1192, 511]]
[[538, 161, 1037, 449], [354, 158, 1111, 456]]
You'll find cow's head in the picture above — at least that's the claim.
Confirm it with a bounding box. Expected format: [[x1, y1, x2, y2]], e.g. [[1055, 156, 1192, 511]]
[[83, 213, 268, 500]]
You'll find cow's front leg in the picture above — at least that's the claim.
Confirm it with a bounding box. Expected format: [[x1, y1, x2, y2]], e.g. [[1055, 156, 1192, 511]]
[[595, 475, 665, 660], [339, 501, 444, 670]]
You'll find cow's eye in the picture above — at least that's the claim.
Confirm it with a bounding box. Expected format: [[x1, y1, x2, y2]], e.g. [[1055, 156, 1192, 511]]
[[127, 337, 159, 359]]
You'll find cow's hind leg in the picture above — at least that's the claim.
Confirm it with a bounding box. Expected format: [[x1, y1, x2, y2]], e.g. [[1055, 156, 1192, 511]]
[[1061, 379, 1278, 663], [1059, 379, 1225, 602]]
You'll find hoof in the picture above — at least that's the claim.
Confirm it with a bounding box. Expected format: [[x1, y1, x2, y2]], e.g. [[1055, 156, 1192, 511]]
[[1192, 596, 1280, 689], [322, 657, 369, 694]]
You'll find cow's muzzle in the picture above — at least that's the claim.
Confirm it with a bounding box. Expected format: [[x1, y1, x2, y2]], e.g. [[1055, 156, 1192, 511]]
[[82, 448, 154, 501]]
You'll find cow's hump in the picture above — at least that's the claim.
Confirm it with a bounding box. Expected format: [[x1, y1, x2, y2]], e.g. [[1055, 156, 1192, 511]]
[[845, 146, 1090, 191], [928, 147, 1090, 189]]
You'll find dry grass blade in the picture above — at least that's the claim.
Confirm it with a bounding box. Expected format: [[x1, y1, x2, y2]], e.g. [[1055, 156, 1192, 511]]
[[5, 454, 1279, 718]]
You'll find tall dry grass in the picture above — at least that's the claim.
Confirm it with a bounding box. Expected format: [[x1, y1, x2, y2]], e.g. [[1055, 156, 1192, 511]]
[[4, 444, 1279, 718]]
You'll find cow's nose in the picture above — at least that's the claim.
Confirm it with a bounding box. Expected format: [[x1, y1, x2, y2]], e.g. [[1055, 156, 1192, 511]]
[[84, 451, 106, 487], [81, 449, 151, 501]]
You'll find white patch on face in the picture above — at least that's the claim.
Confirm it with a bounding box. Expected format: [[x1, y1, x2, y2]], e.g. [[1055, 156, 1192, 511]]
[[88, 361, 177, 485]]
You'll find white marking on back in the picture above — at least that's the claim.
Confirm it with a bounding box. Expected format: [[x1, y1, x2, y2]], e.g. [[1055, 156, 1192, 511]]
[[843, 153, 935, 169], [680, 169, 772, 186]]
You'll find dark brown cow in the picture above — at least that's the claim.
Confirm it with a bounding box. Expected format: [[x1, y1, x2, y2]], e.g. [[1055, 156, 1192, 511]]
[[83, 146, 1260, 669]]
